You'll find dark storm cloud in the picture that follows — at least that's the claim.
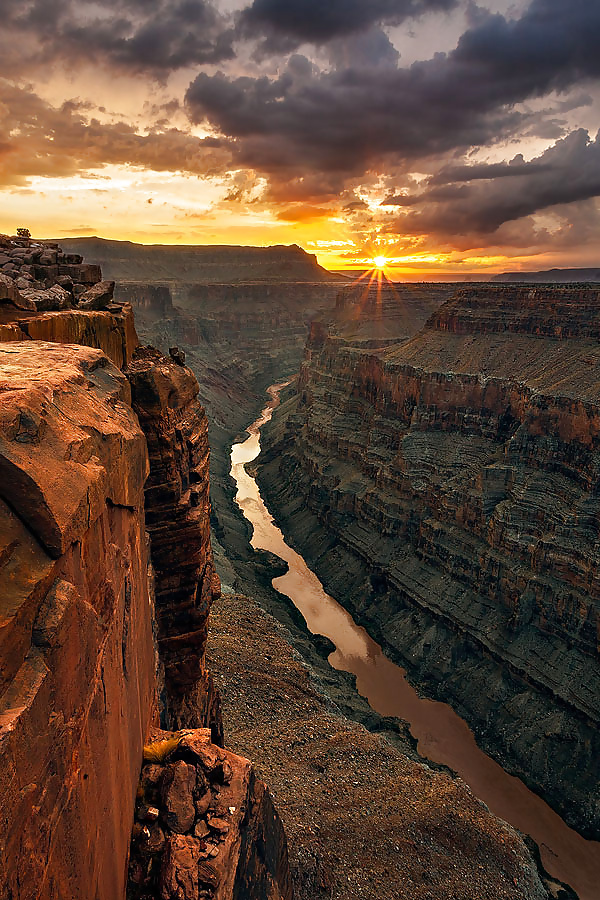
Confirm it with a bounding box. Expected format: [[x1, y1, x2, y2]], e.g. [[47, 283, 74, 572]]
[[392, 129, 600, 236], [186, 0, 600, 186], [426, 157, 550, 185], [0, 0, 234, 75], [237, 0, 458, 51]]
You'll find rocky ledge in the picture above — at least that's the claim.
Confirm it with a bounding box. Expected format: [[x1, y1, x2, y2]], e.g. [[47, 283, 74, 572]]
[[0, 232, 115, 312], [127, 346, 222, 731], [257, 283, 600, 838], [0, 247, 289, 900], [0, 233, 138, 369]]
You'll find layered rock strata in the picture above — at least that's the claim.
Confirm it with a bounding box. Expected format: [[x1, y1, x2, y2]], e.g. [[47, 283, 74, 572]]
[[59, 237, 342, 284], [257, 284, 600, 837], [126, 346, 221, 732], [329, 280, 454, 347], [116, 272, 343, 592], [0, 343, 156, 900], [0, 234, 138, 368]]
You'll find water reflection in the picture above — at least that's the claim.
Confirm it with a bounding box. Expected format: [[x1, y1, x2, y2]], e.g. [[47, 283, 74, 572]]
[[231, 383, 600, 900]]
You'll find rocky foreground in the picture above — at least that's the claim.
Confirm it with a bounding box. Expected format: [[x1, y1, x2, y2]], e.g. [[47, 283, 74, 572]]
[[257, 283, 600, 840], [0, 235, 288, 899]]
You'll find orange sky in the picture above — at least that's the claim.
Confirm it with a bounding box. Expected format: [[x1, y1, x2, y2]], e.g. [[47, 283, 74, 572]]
[[1, 1, 599, 278]]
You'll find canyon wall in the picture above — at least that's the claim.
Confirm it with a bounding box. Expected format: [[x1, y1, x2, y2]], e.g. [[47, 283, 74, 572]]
[[108, 261, 344, 591], [257, 284, 600, 838], [58, 237, 341, 284], [127, 346, 221, 733]]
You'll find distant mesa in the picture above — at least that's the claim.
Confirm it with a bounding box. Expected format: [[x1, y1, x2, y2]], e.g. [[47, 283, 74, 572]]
[[494, 267, 600, 283], [55, 237, 345, 284]]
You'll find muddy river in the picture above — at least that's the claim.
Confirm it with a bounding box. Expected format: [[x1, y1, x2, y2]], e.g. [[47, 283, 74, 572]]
[[231, 381, 600, 900]]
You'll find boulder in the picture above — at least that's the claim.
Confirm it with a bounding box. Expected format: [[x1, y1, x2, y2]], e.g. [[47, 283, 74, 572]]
[[79, 280, 115, 310], [161, 761, 197, 834], [20, 284, 72, 311], [0, 273, 35, 310], [57, 263, 102, 285], [160, 835, 201, 900]]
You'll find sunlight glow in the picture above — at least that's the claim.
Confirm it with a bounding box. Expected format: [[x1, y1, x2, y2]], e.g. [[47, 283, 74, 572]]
[[373, 256, 388, 268]]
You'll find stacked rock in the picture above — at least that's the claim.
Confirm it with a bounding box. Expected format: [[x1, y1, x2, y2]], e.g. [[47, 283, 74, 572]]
[[0, 232, 116, 312], [128, 730, 243, 900]]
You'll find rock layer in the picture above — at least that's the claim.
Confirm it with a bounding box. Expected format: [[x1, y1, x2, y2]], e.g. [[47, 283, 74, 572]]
[[126, 346, 222, 731], [0, 245, 291, 900], [258, 284, 600, 838]]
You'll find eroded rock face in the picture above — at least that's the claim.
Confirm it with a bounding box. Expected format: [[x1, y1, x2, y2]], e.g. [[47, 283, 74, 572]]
[[126, 346, 221, 730], [128, 729, 292, 900], [0, 235, 104, 312], [258, 284, 600, 838], [0, 342, 156, 900]]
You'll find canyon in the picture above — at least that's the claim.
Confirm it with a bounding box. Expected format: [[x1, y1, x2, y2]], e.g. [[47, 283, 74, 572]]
[[0, 234, 595, 900], [257, 282, 600, 844]]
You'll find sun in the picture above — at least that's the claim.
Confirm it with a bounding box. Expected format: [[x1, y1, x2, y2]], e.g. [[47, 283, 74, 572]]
[[373, 255, 388, 268]]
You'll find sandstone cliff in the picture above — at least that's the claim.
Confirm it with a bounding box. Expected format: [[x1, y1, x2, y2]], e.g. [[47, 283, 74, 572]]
[[127, 346, 221, 732], [0, 342, 156, 900], [257, 283, 600, 839]]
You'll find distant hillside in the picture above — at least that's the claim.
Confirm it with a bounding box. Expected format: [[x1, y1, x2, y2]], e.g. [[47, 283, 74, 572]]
[[494, 267, 600, 283], [56, 237, 343, 284]]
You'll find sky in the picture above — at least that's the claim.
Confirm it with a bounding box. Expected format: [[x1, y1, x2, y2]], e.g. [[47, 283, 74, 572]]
[[0, 0, 599, 277]]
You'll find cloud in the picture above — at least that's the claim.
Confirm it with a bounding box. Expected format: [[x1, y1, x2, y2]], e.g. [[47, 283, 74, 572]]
[[237, 0, 458, 52], [389, 129, 600, 237], [186, 0, 600, 190], [0, 0, 235, 76], [426, 155, 550, 185]]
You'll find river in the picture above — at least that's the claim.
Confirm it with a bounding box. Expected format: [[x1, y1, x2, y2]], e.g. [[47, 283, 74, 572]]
[[230, 381, 600, 900]]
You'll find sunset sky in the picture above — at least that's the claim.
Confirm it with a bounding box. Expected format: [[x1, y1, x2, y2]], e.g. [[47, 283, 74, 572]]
[[1, 0, 599, 277]]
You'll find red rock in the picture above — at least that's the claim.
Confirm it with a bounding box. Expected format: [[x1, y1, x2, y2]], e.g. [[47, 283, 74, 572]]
[[78, 279, 115, 310], [160, 835, 201, 900], [0, 342, 156, 900], [161, 761, 197, 834], [126, 347, 221, 728], [0, 273, 34, 310], [57, 262, 102, 284]]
